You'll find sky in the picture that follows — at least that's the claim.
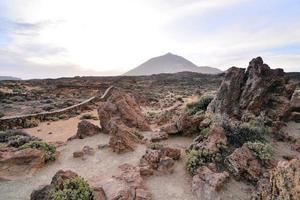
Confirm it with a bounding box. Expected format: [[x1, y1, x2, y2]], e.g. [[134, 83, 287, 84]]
[[0, 0, 299, 79]]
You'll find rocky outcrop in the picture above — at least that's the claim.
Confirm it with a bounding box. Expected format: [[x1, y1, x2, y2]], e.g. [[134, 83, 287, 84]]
[[161, 113, 205, 135], [208, 57, 295, 122], [192, 164, 229, 200], [0, 147, 45, 180], [255, 159, 300, 200], [140, 146, 181, 175], [108, 120, 143, 153], [225, 144, 262, 182], [69, 120, 101, 140], [98, 88, 150, 133]]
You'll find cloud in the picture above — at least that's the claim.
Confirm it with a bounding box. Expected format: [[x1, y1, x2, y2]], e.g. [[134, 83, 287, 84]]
[[0, 0, 299, 79]]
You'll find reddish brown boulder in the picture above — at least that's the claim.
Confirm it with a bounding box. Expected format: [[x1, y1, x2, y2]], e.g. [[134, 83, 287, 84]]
[[160, 113, 205, 135], [0, 147, 45, 180], [98, 88, 150, 133], [70, 120, 101, 140], [140, 147, 181, 175], [208, 57, 295, 122], [108, 120, 143, 153], [89, 164, 152, 200], [189, 126, 227, 155], [192, 165, 229, 200], [225, 144, 262, 182], [51, 170, 78, 189], [150, 132, 168, 142], [255, 159, 300, 200]]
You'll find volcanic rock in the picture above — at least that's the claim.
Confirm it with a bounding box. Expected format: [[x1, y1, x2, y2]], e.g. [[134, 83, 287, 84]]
[[161, 113, 205, 135], [0, 147, 45, 180], [225, 144, 262, 182], [192, 164, 229, 200], [98, 88, 150, 133], [108, 120, 143, 153], [208, 57, 295, 122], [140, 146, 181, 175], [70, 120, 101, 140], [255, 159, 300, 200]]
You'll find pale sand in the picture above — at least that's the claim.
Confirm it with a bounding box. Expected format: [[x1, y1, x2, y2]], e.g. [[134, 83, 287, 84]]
[[23, 110, 99, 142]]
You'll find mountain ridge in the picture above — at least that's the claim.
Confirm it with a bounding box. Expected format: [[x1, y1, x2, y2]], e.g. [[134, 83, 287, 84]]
[[124, 53, 222, 76]]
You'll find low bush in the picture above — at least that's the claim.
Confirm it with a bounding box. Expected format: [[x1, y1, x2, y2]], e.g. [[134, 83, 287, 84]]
[[149, 142, 164, 150], [52, 176, 93, 200], [21, 141, 56, 162], [186, 149, 205, 175], [0, 112, 4, 118], [246, 141, 273, 164], [80, 114, 98, 120], [222, 119, 269, 146], [24, 118, 40, 128], [185, 95, 213, 115]]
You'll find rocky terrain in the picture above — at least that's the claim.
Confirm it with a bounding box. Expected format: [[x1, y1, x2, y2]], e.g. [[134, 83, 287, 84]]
[[0, 57, 300, 200]]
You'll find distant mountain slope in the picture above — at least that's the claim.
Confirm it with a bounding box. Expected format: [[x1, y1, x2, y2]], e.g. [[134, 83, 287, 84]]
[[123, 53, 222, 76], [0, 76, 21, 81]]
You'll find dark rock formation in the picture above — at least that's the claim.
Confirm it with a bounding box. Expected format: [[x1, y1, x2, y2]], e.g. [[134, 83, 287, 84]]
[[208, 57, 295, 122]]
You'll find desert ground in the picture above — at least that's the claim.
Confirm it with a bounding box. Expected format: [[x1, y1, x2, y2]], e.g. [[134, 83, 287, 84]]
[[0, 58, 300, 200]]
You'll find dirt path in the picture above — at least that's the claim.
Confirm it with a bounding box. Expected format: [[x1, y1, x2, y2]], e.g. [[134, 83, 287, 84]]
[[23, 110, 99, 142]]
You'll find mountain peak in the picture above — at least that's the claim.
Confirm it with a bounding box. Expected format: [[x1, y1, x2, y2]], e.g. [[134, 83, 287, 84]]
[[123, 53, 222, 76]]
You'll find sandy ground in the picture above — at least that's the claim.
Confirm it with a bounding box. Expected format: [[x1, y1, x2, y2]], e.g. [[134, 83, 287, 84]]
[[23, 110, 99, 142], [2, 111, 296, 200]]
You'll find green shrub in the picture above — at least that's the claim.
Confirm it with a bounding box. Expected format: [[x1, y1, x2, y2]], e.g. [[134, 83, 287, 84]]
[[246, 141, 273, 164], [186, 149, 204, 175], [223, 120, 269, 146], [185, 95, 213, 115], [149, 142, 164, 150], [52, 176, 92, 200], [80, 114, 98, 120], [24, 118, 40, 128], [200, 127, 210, 137], [0, 112, 4, 118], [21, 141, 56, 163]]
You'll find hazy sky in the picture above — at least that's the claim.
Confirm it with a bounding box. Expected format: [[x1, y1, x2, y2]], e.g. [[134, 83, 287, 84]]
[[0, 0, 299, 78]]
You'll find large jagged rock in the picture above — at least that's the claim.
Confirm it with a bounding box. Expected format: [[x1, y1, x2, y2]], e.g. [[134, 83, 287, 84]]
[[0, 147, 45, 180], [108, 120, 143, 153], [98, 88, 150, 133], [225, 144, 262, 182], [139, 146, 181, 175], [254, 159, 300, 200], [192, 164, 229, 200], [208, 57, 295, 122], [69, 120, 101, 140], [160, 113, 205, 135]]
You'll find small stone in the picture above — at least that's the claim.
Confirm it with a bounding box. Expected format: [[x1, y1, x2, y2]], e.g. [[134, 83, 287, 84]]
[[73, 151, 84, 158], [48, 132, 53, 135], [97, 144, 109, 149], [82, 146, 95, 156]]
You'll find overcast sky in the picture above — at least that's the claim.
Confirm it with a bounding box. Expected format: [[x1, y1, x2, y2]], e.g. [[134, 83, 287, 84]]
[[0, 0, 299, 79]]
